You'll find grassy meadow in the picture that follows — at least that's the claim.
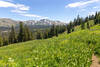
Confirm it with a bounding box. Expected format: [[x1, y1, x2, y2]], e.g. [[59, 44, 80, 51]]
[[0, 23, 100, 67]]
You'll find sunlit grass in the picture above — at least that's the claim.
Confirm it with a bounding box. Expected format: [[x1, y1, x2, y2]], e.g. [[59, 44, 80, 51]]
[[0, 23, 100, 67]]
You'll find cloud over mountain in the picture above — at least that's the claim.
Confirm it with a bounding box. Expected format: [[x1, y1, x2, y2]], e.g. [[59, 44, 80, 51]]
[[65, 0, 99, 8], [0, 0, 48, 19]]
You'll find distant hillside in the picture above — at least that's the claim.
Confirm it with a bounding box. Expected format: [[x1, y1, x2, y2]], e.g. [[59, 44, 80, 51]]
[[0, 18, 18, 27], [0, 18, 66, 27], [0, 18, 18, 32], [0, 18, 66, 31]]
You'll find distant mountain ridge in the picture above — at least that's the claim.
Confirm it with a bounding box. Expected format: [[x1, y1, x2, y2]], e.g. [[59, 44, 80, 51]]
[[0, 18, 66, 31], [22, 19, 66, 26], [0, 18, 66, 27], [0, 18, 18, 27]]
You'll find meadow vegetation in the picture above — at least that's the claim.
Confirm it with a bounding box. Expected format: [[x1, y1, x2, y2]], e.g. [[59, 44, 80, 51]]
[[0, 11, 100, 67], [0, 23, 100, 67]]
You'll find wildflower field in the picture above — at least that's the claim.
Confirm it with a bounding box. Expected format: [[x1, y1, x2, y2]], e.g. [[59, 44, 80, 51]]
[[0, 24, 100, 67]]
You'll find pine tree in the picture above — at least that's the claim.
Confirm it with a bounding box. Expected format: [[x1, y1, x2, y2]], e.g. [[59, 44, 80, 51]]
[[23, 27, 28, 41], [18, 22, 25, 42], [30, 32, 34, 40], [49, 24, 56, 37], [51, 24, 56, 36], [77, 15, 80, 25], [98, 12, 100, 24], [0, 36, 3, 47], [72, 27, 74, 32], [20, 24, 33, 41], [57, 26, 61, 33], [36, 31, 42, 39], [67, 21, 74, 33], [25, 25, 33, 40], [81, 19, 85, 30], [94, 12, 98, 25], [55, 27, 58, 37], [87, 22, 90, 29], [43, 30, 48, 39], [67, 24, 71, 34], [85, 16, 89, 22], [71, 23, 74, 32], [9, 26, 17, 44], [81, 22, 85, 30], [73, 18, 77, 26], [3, 37, 9, 46], [69, 22, 73, 29], [94, 19, 98, 25]]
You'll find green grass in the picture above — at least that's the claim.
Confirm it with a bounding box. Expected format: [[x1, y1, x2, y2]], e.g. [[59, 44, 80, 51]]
[[74, 20, 94, 31], [0, 24, 100, 67]]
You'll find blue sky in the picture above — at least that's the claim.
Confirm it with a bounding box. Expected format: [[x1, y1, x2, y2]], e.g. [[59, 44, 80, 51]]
[[0, 0, 100, 23]]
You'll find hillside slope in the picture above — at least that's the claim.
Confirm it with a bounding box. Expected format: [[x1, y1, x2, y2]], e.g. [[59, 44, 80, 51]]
[[0, 24, 100, 67], [0, 18, 66, 32]]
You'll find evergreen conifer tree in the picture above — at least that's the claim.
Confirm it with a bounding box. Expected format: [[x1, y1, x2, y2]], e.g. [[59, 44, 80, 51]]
[[87, 22, 90, 29], [9, 26, 17, 44], [81, 22, 85, 30], [67, 24, 71, 34], [18, 22, 25, 42], [0, 36, 3, 47], [3, 37, 9, 46]]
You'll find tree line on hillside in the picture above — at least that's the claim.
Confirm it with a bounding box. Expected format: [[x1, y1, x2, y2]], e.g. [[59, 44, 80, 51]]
[[0, 22, 66, 47], [66, 11, 100, 34], [0, 11, 100, 47]]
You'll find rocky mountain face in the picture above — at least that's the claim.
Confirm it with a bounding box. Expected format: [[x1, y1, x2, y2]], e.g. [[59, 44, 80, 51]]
[[0, 18, 66, 31], [23, 19, 66, 26]]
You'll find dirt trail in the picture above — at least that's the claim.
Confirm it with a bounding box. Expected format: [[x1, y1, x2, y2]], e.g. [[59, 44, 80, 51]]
[[90, 54, 100, 67]]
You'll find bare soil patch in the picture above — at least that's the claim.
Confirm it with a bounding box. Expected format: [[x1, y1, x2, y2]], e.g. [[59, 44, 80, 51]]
[[90, 54, 100, 67]]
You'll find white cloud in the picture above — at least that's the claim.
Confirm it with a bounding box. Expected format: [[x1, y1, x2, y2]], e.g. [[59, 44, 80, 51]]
[[93, 6, 99, 9], [0, 1, 29, 11], [65, 0, 99, 8], [0, 0, 48, 19], [81, 9, 86, 11], [0, 0, 13, 2], [21, 14, 41, 18], [11, 9, 27, 13], [0, 1, 16, 7], [20, 14, 48, 19], [88, 12, 95, 15], [15, 4, 29, 11]]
